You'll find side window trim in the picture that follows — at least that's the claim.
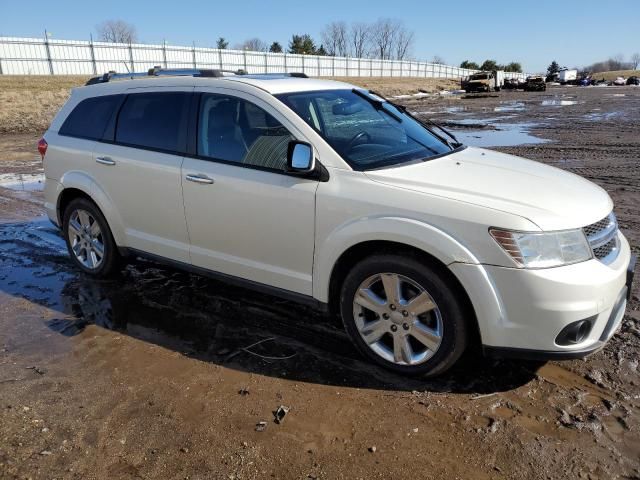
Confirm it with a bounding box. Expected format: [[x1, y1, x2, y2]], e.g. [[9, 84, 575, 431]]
[[101, 94, 127, 142], [185, 92, 201, 157]]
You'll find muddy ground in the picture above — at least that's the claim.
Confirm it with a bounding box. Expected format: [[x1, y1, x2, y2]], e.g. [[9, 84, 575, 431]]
[[0, 85, 639, 479]]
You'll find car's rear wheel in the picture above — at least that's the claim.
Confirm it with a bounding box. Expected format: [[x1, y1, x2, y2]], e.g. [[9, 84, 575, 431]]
[[340, 254, 468, 377], [63, 198, 120, 277]]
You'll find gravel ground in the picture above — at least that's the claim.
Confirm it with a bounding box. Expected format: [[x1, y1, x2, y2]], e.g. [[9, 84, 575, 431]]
[[0, 84, 639, 480]]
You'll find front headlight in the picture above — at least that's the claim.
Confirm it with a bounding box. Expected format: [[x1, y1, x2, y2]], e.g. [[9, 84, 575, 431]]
[[490, 228, 592, 268]]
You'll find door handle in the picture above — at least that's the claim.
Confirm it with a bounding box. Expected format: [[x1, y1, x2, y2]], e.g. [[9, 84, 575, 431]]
[[96, 156, 116, 166], [185, 173, 214, 184]]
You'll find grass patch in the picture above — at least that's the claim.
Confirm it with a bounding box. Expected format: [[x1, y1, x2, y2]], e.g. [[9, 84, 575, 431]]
[[0, 75, 89, 134], [590, 70, 640, 81]]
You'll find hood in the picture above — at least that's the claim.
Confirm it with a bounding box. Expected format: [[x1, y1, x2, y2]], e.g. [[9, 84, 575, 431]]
[[364, 147, 612, 231]]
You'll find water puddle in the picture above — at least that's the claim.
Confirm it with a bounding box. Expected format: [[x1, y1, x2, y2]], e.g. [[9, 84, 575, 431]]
[[541, 99, 578, 106], [493, 101, 525, 112], [584, 111, 623, 121], [0, 172, 45, 191], [449, 121, 549, 147]]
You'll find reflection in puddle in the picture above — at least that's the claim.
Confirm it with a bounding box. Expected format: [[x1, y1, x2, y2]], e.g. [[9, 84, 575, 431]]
[[494, 102, 525, 112], [584, 111, 622, 121], [451, 122, 549, 147], [541, 99, 578, 106]]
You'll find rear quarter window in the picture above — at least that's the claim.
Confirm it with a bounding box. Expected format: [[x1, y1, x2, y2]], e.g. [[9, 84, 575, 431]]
[[59, 94, 123, 140]]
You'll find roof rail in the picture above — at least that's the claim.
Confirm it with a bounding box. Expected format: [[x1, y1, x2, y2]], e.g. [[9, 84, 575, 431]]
[[84, 66, 249, 86]]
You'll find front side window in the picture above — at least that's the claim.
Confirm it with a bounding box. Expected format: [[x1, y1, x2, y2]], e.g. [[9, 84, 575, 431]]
[[277, 89, 453, 170], [59, 94, 123, 140], [197, 94, 294, 171], [115, 92, 190, 153]]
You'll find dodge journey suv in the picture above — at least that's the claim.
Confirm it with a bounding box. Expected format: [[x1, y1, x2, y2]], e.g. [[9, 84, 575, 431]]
[[41, 68, 635, 376]]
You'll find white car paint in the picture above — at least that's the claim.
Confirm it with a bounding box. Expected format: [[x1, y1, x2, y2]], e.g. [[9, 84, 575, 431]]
[[43, 74, 632, 359]]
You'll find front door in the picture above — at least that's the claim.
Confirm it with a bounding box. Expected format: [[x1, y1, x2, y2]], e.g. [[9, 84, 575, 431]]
[[181, 91, 318, 295]]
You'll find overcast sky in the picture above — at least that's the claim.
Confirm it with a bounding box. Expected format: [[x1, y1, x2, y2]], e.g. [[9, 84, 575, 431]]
[[1, 0, 639, 72]]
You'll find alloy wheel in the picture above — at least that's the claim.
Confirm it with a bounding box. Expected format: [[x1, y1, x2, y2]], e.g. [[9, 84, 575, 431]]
[[352, 272, 443, 366], [67, 209, 105, 270]]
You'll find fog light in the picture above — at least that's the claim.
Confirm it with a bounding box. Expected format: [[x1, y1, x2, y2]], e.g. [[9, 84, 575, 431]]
[[555, 317, 595, 346]]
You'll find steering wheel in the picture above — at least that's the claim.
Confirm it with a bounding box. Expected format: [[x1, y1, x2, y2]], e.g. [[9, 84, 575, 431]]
[[346, 131, 372, 151]]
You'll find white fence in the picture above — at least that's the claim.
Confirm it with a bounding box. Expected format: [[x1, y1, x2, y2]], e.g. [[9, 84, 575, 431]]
[[0, 35, 529, 81]]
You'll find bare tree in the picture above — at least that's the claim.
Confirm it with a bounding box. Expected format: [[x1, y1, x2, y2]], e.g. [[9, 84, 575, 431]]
[[321, 21, 348, 57], [350, 22, 370, 58], [236, 38, 267, 52], [431, 55, 446, 65], [631, 53, 640, 70], [96, 20, 137, 43], [394, 28, 414, 61], [371, 18, 401, 60]]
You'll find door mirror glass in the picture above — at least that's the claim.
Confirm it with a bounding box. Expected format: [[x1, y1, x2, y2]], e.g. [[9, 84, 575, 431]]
[[287, 141, 315, 173]]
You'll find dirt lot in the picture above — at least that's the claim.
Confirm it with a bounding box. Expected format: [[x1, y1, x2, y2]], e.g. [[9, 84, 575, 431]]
[[0, 80, 639, 479]]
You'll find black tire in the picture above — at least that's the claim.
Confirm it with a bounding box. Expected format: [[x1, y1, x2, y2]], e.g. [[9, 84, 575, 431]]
[[62, 197, 121, 277], [339, 254, 468, 377]]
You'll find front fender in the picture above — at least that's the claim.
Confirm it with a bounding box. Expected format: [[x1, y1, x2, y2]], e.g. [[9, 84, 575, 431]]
[[58, 171, 126, 246], [313, 215, 481, 302]]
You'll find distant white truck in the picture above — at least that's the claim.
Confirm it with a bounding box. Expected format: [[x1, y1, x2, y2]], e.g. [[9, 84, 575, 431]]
[[558, 69, 578, 85]]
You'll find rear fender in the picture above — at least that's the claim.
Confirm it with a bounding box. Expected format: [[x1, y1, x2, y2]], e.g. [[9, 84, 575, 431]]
[[58, 171, 126, 246]]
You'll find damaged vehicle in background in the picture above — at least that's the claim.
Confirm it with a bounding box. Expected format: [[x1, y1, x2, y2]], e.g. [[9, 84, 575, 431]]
[[39, 69, 636, 377], [626, 76, 640, 86], [524, 75, 547, 91], [461, 71, 504, 93]]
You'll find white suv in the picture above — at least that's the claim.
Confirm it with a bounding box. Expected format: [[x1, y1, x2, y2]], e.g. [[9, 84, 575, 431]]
[[41, 69, 635, 376]]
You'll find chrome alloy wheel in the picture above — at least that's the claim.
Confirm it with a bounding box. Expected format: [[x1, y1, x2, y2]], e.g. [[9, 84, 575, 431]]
[[352, 273, 443, 366], [67, 209, 105, 270]]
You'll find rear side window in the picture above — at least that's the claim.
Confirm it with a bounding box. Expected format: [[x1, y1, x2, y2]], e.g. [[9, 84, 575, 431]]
[[115, 92, 190, 154], [59, 95, 122, 140]]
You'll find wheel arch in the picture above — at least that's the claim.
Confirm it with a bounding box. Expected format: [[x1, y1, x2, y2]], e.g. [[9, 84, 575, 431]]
[[325, 239, 482, 349], [56, 172, 126, 246]]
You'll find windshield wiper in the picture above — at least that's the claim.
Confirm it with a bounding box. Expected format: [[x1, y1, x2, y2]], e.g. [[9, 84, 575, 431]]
[[352, 89, 402, 122], [368, 90, 461, 148]]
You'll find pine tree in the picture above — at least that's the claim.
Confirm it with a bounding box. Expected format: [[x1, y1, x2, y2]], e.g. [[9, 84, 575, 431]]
[[289, 34, 316, 55], [269, 41, 283, 53]]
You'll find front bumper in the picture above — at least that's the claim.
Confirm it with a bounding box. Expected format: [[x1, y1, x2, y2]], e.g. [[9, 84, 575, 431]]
[[450, 231, 633, 358]]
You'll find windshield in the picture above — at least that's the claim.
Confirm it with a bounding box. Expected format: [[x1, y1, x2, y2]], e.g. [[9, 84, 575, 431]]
[[276, 89, 453, 170]]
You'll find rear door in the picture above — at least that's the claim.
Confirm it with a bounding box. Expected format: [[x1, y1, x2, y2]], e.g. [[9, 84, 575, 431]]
[[181, 89, 318, 295], [92, 88, 192, 262]]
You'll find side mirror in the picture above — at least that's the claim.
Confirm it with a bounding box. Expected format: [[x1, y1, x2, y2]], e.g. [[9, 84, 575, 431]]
[[287, 141, 315, 174]]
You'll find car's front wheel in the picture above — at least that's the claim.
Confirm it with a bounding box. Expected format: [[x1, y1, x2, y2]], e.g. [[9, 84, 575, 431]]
[[62, 197, 120, 277], [340, 254, 468, 377]]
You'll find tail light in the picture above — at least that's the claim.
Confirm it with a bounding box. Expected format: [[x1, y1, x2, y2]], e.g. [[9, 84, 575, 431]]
[[38, 138, 48, 160]]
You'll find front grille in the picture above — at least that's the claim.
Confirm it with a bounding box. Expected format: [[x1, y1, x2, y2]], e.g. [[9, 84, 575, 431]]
[[583, 213, 619, 264], [583, 215, 613, 238], [593, 237, 617, 259]]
